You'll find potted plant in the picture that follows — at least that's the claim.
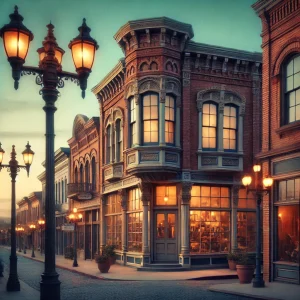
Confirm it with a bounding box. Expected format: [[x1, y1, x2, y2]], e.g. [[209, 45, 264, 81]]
[[236, 252, 255, 284], [103, 245, 117, 265], [227, 251, 240, 270], [95, 253, 110, 273], [0, 258, 4, 277]]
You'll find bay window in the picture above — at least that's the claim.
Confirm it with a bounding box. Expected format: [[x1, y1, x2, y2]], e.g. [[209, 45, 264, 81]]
[[165, 95, 175, 144], [129, 97, 136, 147], [202, 103, 217, 150], [106, 125, 111, 164], [142, 93, 159, 144], [223, 105, 237, 151]]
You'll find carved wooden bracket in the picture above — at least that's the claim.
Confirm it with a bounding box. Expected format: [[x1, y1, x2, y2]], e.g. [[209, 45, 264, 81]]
[[138, 182, 152, 204], [177, 182, 193, 204]]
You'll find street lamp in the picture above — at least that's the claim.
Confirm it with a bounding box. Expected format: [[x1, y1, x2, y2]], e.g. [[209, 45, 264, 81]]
[[242, 164, 273, 288], [29, 224, 37, 258], [0, 6, 98, 300], [38, 219, 45, 255], [0, 142, 34, 292], [66, 208, 83, 267], [16, 225, 24, 252]]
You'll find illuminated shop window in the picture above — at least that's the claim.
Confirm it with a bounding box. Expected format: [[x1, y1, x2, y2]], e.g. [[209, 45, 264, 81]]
[[156, 186, 177, 206], [127, 188, 142, 252]]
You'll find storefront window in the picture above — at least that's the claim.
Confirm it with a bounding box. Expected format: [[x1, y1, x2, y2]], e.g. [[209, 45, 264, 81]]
[[127, 188, 143, 252], [237, 188, 256, 252], [156, 186, 177, 206], [190, 210, 230, 253], [105, 193, 122, 250], [277, 205, 299, 263]]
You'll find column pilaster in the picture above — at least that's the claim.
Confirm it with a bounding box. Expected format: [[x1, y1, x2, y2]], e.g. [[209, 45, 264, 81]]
[[100, 195, 106, 252], [118, 189, 127, 265], [178, 182, 193, 267], [159, 92, 166, 146], [231, 185, 239, 251]]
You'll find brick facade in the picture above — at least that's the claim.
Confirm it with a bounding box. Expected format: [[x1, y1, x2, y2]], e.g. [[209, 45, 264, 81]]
[[253, 0, 300, 284]]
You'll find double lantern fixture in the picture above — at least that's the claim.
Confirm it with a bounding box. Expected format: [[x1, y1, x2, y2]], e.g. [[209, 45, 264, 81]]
[[0, 5, 99, 98]]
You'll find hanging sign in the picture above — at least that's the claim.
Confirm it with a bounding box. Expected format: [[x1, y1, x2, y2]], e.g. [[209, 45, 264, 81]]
[[61, 224, 75, 231]]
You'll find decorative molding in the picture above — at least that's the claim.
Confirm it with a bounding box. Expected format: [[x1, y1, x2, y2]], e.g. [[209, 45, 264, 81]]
[[165, 153, 178, 163], [140, 152, 159, 162], [138, 182, 152, 203], [178, 182, 193, 204], [232, 184, 240, 207], [222, 158, 239, 166], [202, 156, 218, 165], [182, 172, 191, 181], [118, 189, 127, 209], [128, 154, 136, 164]]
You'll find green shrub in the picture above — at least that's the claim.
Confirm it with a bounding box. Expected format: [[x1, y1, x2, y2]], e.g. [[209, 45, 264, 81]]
[[103, 245, 116, 257], [236, 252, 255, 265], [94, 254, 109, 263]]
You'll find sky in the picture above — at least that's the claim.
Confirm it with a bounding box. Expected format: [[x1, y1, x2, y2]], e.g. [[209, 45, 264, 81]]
[[0, 0, 262, 218]]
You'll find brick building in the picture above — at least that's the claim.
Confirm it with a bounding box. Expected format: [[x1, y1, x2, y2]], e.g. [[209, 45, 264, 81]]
[[253, 0, 300, 284], [67, 115, 100, 260], [90, 17, 262, 268]]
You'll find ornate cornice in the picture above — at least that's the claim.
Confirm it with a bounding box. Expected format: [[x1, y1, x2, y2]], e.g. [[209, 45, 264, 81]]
[[252, 0, 282, 16]]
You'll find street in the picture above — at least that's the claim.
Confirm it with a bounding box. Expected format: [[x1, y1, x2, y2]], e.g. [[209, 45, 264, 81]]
[[0, 248, 251, 300]]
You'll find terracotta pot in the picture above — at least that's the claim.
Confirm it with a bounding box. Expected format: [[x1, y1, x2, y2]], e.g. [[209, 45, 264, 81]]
[[109, 256, 116, 265], [97, 260, 111, 273], [236, 265, 255, 284], [228, 260, 237, 270]]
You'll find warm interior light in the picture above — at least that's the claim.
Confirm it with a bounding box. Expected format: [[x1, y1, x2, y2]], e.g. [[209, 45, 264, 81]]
[[29, 224, 36, 229], [69, 214, 75, 219], [3, 30, 30, 60], [22, 142, 34, 166], [71, 41, 95, 70], [253, 164, 261, 173], [164, 186, 169, 202], [73, 208, 77, 213], [278, 213, 282, 218], [263, 176, 273, 188], [0, 143, 4, 164], [242, 175, 252, 187], [78, 213, 83, 219]]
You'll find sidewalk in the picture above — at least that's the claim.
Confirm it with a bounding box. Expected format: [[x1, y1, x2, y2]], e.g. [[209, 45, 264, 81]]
[[209, 282, 300, 300], [12, 247, 238, 281], [0, 272, 39, 300]]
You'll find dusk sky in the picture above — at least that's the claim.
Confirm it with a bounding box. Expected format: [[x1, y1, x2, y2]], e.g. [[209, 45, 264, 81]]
[[0, 0, 261, 218]]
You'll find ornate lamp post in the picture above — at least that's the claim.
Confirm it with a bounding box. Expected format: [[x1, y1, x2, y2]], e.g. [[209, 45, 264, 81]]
[[0, 6, 98, 300], [38, 219, 45, 255], [29, 224, 37, 258], [67, 208, 83, 267], [16, 225, 24, 252], [242, 164, 273, 288], [0, 142, 34, 292]]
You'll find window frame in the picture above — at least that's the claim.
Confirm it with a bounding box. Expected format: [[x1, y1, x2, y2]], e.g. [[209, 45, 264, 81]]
[[142, 92, 159, 145], [129, 97, 136, 147], [115, 118, 123, 162], [202, 101, 218, 151], [223, 104, 238, 152], [106, 124, 112, 164], [282, 53, 300, 125], [165, 94, 176, 145]]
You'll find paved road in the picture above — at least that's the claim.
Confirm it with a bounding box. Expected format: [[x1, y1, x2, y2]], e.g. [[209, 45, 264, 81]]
[[0, 248, 251, 300]]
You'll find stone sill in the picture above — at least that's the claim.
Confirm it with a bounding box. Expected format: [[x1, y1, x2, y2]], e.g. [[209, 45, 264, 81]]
[[276, 121, 300, 137]]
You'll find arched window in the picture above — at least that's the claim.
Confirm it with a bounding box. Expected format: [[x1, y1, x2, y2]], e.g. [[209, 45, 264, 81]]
[[129, 97, 136, 147], [223, 105, 237, 151], [202, 102, 217, 150], [284, 54, 300, 123], [74, 166, 78, 183], [85, 161, 90, 183], [65, 177, 67, 203], [92, 157, 96, 190], [106, 125, 111, 164], [115, 119, 123, 162], [62, 180, 64, 204], [79, 164, 84, 183], [142, 93, 159, 144], [165, 95, 175, 144], [150, 62, 158, 70], [140, 62, 148, 71]]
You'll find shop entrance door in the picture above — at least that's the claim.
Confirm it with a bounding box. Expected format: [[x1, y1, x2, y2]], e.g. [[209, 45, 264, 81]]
[[154, 212, 177, 262]]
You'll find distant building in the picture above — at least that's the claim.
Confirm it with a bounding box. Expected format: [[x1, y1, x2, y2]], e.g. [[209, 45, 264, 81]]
[[90, 17, 262, 268], [253, 0, 300, 285]]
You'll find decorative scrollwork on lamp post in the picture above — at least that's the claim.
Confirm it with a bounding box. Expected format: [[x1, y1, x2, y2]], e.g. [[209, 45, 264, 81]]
[[242, 164, 273, 288], [0, 142, 34, 292], [67, 208, 83, 268], [0, 6, 98, 300]]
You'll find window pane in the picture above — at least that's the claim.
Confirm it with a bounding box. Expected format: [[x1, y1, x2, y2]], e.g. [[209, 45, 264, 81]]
[[144, 132, 150, 143], [224, 106, 230, 115], [210, 115, 217, 127], [209, 138, 216, 148], [296, 105, 300, 121], [289, 92, 296, 107], [150, 131, 158, 142], [279, 181, 286, 201], [210, 104, 217, 114], [277, 205, 299, 263], [203, 115, 210, 126], [296, 90, 300, 105], [224, 116, 229, 128], [191, 186, 200, 197], [294, 56, 300, 73], [209, 127, 216, 137], [143, 95, 150, 106], [230, 107, 237, 117], [287, 180, 295, 200], [289, 107, 295, 123], [230, 117, 236, 129], [202, 138, 209, 148], [229, 140, 236, 149], [286, 76, 293, 91], [294, 72, 300, 89], [203, 104, 209, 114], [286, 60, 293, 77], [223, 129, 229, 138], [151, 120, 158, 131], [151, 106, 158, 119], [143, 107, 150, 120]]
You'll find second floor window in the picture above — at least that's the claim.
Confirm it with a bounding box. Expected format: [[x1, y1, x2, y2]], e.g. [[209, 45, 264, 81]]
[[165, 95, 175, 144], [143, 93, 159, 144], [80, 164, 84, 183], [85, 161, 90, 183], [91, 157, 96, 189], [129, 98, 136, 147], [106, 125, 111, 164], [202, 103, 217, 150], [223, 105, 237, 151], [285, 54, 300, 124], [115, 119, 122, 162]]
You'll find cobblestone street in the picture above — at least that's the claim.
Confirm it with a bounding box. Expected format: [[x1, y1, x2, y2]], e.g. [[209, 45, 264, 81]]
[[0, 248, 251, 300]]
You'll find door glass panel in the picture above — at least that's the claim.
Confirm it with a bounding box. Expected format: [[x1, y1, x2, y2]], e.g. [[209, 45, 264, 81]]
[[167, 214, 175, 239], [156, 214, 165, 238]]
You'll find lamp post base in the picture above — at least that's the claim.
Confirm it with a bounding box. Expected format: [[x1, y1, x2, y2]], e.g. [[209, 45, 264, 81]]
[[73, 260, 78, 267], [40, 273, 61, 300], [253, 278, 265, 288], [6, 274, 20, 292]]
